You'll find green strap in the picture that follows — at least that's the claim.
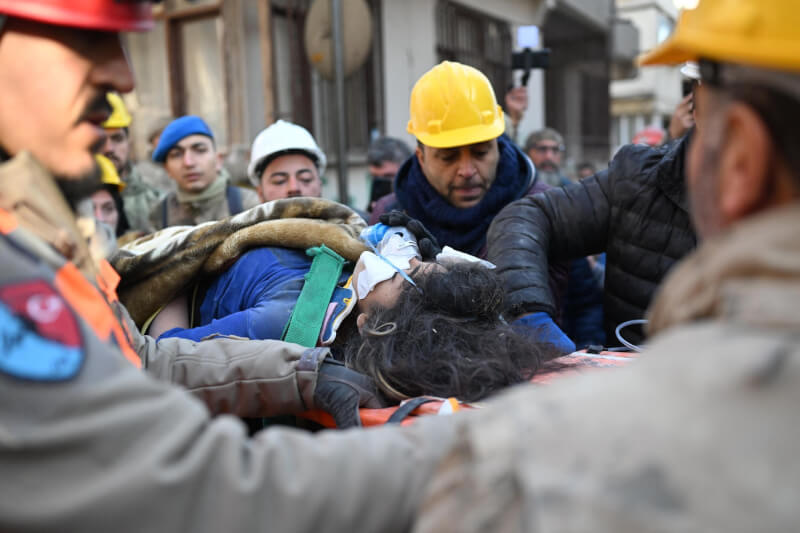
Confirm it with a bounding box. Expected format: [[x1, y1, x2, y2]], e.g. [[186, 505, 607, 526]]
[[282, 245, 345, 347]]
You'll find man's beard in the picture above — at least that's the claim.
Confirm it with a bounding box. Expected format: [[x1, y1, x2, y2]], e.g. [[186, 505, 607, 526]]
[[537, 169, 564, 187], [105, 152, 123, 172], [56, 132, 106, 211], [56, 163, 103, 212]]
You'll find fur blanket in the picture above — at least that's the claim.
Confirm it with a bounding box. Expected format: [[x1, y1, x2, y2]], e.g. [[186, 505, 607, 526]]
[[112, 198, 368, 327]]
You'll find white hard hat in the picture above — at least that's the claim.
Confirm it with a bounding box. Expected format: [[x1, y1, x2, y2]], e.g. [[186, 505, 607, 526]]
[[247, 120, 327, 187]]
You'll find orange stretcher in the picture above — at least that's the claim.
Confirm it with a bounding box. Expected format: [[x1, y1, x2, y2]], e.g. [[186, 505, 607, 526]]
[[300, 350, 639, 428], [302, 397, 462, 428]]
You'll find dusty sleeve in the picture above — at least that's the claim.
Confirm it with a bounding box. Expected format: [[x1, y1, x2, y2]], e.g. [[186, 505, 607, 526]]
[[0, 343, 457, 533], [117, 300, 323, 417]]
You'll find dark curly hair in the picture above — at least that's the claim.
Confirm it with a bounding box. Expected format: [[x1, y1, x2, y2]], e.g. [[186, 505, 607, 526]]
[[345, 262, 556, 402]]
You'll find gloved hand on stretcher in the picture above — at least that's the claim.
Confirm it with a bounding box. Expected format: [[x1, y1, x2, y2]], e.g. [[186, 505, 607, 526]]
[[514, 312, 576, 355], [313, 359, 385, 429]]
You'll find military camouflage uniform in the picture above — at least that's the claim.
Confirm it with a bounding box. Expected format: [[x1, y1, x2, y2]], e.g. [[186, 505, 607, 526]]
[[150, 170, 260, 230], [120, 163, 164, 232], [134, 159, 175, 195]]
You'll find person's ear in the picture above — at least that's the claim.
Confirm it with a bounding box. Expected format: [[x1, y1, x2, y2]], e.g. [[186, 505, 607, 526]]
[[215, 151, 223, 172], [356, 313, 368, 331], [716, 101, 773, 225], [415, 145, 425, 167], [256, 184, 265, 203]]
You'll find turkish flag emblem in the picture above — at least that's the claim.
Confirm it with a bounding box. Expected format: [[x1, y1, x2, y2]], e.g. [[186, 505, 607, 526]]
[[0, 280, 81, 347]]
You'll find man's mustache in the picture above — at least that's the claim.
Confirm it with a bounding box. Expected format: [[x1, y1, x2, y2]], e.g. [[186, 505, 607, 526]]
[[451, 180, 487, 191], [77, 93, 113, 125]]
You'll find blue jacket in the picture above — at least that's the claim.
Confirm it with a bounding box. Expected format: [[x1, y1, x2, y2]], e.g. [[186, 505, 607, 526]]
[[158, 247, 351, 342]]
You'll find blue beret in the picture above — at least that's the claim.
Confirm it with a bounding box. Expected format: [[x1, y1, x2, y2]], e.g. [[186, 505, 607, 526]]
[[152, 115, 214, 162]]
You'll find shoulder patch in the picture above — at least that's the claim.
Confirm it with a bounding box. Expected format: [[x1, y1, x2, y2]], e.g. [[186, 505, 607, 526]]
[[0, 280, 84, 381]]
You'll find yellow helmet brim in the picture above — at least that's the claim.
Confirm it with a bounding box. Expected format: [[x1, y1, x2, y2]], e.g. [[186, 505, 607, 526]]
[[411, 116, 505, 149], [638, 34, 696, 67], [639, 3, 800, 73]]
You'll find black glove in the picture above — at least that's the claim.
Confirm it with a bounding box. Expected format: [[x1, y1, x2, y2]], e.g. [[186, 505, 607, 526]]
[[313, 359, 385, 429], [379, 210, 442, 261]]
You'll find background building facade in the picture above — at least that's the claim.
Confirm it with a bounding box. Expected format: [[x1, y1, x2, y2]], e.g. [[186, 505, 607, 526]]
[[610, 0, 683, 153], [123, 0, 637, 208]]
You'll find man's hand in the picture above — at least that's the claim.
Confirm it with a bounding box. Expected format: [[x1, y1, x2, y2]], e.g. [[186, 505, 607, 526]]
[[668, 93, 695, 140], [504, 86, 528, 126], [313, 360, 385, 429], [379, 211, 442, 261], [514, 312, 576, 354]]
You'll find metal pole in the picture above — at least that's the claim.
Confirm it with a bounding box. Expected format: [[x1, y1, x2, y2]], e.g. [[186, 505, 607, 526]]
[[331, 0, 349, 205]]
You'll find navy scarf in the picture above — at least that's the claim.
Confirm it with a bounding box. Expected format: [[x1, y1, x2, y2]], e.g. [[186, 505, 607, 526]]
[[394, 135, 533, 257]]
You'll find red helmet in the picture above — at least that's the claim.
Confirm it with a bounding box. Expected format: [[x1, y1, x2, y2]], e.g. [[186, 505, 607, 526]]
[[0, 0, 154, 32]]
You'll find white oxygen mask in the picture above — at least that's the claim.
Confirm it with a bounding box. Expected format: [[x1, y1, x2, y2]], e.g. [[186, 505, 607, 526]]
[[356, 224, 421, 300]]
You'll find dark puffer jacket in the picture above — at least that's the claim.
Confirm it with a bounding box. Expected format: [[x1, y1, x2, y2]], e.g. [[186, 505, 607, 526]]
[[487, 135, 697, 345]]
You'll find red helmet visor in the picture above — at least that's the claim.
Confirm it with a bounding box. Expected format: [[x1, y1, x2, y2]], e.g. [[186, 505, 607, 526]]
[[0, 0, 153, 32]]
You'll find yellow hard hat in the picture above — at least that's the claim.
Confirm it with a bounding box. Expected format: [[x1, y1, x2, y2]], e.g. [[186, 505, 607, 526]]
[[95, 154, 125, 192], [103, 92, 132, 129], [639, 0, 800, 72], [407, 61, 505, 148]]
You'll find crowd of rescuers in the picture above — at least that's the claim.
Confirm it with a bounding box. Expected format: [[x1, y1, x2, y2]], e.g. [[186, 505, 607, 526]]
[[85, 35, 691, 399], [92, 53, 696, 356], [92, 52, 694, 361], [134, 116, 550, 405], [83, 0, 709, 359], [87, 7, 703, 358], [95, 62, 583, 357], [74, 59, 587, 406], [104, 106, 333, 233], [2, 0, 800, 529]]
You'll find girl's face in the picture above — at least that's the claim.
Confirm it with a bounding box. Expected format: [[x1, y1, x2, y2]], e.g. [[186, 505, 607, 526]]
[[351, 255, 440, 314]]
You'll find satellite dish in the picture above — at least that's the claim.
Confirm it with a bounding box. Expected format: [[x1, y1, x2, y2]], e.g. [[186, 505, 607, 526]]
[[304, 0, 373, 80]]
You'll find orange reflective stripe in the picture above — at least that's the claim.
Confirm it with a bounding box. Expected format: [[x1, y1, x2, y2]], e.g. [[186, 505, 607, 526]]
[[55, 263, 114, 336], [110, 315, 141, 369], [55, 262, 141, 369], [96, 260, 140, 367], [97, 259, 121, 303], [0, 207, 18, 234]]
